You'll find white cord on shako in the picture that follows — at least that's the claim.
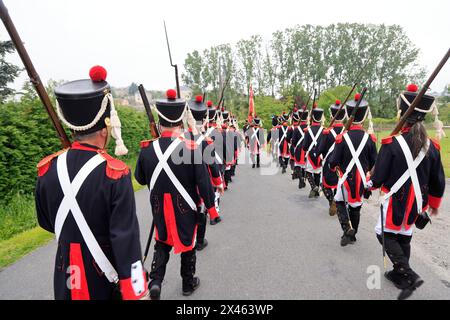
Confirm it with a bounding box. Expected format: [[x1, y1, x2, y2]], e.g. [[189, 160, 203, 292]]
[[350, 104, 374, 134], [56, 93, 128, 156], [397, 93, 444, 139]]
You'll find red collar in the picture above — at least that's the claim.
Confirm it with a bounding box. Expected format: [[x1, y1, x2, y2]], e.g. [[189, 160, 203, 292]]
[[333, 123, 344, 128], [349, 125, 363, 131], [311, 122, 321, 127], [300, 121, 308, 126], [71, 141, 102, 152], [160, 131, 181, 138]]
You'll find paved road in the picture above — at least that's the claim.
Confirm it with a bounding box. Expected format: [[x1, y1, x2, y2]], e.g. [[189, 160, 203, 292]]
[[0, 152, 449, 300]]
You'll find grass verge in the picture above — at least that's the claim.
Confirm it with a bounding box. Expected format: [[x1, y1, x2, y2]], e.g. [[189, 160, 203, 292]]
[[0, 227, 54, 269]]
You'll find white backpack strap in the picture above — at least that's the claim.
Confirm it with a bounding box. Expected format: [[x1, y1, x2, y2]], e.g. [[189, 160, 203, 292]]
[[56, 152, 118, 283], [337, 133, 369, 189], [151, 139, 197, 210], [280, 126, 288, 142], [55, 152, 106, 240], [343, 133, 369, 189], [296, 127, 305, 148], [385, 135, 428, 212], [195, 134, 206, 145], [307, 127, 323, 153], [323, 130, 338, 163]]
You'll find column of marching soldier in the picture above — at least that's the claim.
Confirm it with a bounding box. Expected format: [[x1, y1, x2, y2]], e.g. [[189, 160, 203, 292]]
[[255, 83, 446, 300], [35, 66, 244, 300]]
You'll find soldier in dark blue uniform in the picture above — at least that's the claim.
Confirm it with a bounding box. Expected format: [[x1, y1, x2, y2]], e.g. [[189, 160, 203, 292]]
[[293, 106, 309, 189], [185, 95, 224, 250], [369, 84, 446, 300], [317, 100, 346, 216], [278, 113, 291, 173], [35, 66, 148, 300], [135, 89, 219, 299], [329, 93, 378, 246], [302, 105, 325, 198]]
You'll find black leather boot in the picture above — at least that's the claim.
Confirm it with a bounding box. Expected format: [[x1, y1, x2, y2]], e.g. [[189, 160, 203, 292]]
[[149, 241, 171, 300], [181, 250, 200, 296]]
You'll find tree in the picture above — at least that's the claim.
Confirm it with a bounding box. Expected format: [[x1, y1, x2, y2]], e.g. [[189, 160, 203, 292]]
[[0, 39, 21, 102], [128, 82, 139, 96]]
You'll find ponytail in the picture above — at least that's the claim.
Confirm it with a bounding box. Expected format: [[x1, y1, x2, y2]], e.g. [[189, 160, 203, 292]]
[[408, 121, 428, 159]]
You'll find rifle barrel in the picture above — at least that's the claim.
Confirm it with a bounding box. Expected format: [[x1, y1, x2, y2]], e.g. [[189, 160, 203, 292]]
[[0, 0, 70, 148], [163, 21, 181, 98], [390, 48, 450, 136], [138, 84, 159, 138]]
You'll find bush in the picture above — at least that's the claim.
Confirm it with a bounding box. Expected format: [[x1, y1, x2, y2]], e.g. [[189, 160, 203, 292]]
[[0, 94, 150, 204], [0, 194, 36, 241]]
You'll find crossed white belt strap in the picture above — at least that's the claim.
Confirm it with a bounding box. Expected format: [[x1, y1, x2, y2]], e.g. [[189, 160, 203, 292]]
[[383, 136, 429, 213], [323, 129, 338, 162], [295, 127, 305, 148], [197, 128, 223, 164], [279, 126, 288, 143], [337, 133, 369, 190], [55, 151, 119, 283], [150, 139, 197, 210], [306, 127, 323, 155], [251, 128, 260, 146]]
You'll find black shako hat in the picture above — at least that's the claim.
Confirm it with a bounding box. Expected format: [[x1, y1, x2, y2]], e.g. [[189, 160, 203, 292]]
[[300, 106, 309, 121], [188, 95, 207, 121], [311, 103, 324, 123], [271, 115, 278, 127], [205, 100, 218, 122], [292, 109, 300, 122], [346, 93, 369, 124], [54, 65, 128, 155], [280, 112, 289, 123], [252, 117, 261, 126], [222, 108, 230, 122], [398, 83, 435, 123], [55, 66, 111, 135], [330, 99, 347, 121], [155, 89, 187, 127]]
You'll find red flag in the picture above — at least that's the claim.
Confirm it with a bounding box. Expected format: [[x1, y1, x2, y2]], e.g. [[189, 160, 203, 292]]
[[248, 84, 255, 122]]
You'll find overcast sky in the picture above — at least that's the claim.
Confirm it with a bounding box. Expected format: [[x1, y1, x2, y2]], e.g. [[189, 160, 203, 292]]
[[1, 0, 449, 93]]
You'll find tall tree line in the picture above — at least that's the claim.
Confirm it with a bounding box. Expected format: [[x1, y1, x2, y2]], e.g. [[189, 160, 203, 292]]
[[182, 23, 425, 118]]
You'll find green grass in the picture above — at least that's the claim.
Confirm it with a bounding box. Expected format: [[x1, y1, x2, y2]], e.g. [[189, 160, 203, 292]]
[[0, 227, 54, 269], [374, 128, 450, 178]]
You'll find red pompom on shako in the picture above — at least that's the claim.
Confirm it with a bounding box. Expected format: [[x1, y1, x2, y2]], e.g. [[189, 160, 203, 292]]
[[407, 83, 418, 93], [89, 65, 107, 82], [335, 99, 341, 105], [354, 93, 361, 101], [166, 89, 177, 100], [313, 103, 317, 109], [207, 100, 213, 107], [195, 95, 203, 103]]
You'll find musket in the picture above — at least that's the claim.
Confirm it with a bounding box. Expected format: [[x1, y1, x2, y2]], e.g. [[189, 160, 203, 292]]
[[0, 0, 70, 148], [390, 48, 450, 136], [137, 84, 159, 263], [309, 89, 317, 124], [338, 87, 368, 235], [163, 20, 180, 98], [138, 84, 159, 139], [328, 51, 376, 128], [217, 75, 231, 107]]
